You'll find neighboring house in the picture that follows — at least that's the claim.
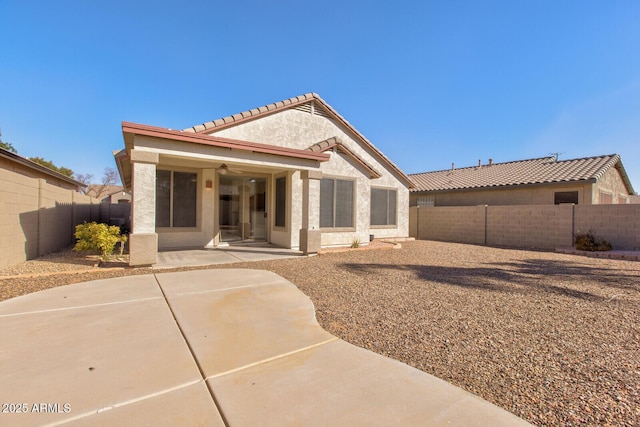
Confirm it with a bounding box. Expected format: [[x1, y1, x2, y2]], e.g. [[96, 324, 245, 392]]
[[115, 93, 413, 266], [86, 184, 131, 204], [409, 154, 635, 207], [0, 147, 85, 191]]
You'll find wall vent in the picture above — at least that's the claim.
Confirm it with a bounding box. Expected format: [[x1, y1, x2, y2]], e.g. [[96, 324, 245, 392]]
[[294, 101, 331, 118], [294, 102, 313, 114]]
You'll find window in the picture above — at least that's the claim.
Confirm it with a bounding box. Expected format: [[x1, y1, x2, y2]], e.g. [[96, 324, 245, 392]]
[[554, 191, 578, 205], [275, 176, 286, 227], [156, 170, 197, 227], [320, 178, 354, 228], [599, 191, 613, 204], [417, 195, 434, 207], [371, 188, 397, 226]]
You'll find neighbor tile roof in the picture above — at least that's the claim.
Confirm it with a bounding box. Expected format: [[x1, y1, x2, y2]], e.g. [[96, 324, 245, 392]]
[[409, 154, 635, 194], [183, 93, 414, 188]]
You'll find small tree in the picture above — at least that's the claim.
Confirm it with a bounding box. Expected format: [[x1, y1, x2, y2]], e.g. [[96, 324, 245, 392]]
[[74, 222, 127, 259], [75, 173, 94, 194], [0, 130, 17, 153], [29, 156, 74, 177]]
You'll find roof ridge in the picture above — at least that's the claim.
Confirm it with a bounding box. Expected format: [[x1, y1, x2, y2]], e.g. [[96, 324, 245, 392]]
[[408, 153, 632, 194], [408, 156, 553, 176], [408, 154, 621, 176], [184, 93, 318, 133], [180, 93, 414, 188]]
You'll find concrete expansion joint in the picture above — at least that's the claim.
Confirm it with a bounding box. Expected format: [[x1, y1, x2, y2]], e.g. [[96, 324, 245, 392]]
[[152, 273, 231, 427], [0, 297, 163, 318], [44, 380, 204, 427], [174, 280, 291, 296], [207, 337, 339, 381]]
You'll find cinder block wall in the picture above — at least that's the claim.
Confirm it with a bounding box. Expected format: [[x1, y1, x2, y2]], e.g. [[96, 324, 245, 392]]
[[0, 170, 130, 270], [486, 205, 560, 250], [0, 169, 40, 268], [411, 206, 485, 245], [410, 204, 640, 251], [575, 205, 640, 251]]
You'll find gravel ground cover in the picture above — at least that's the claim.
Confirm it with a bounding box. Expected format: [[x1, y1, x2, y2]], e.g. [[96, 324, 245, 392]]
[[1, 240, 638, 426]]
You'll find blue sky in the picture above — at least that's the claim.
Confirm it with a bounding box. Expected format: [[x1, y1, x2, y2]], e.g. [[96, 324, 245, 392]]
[[1, 1, 639, 190]]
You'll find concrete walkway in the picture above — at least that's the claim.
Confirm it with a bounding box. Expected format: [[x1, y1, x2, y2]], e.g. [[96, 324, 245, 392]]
[[0, 270, 531, 426], [155, 243, 303, 269]]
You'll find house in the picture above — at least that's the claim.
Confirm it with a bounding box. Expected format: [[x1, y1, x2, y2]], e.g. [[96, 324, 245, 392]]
[[115, 93, 413, 266], [409, 154, 635, 207], [0, 147, 85, 191], [86, 184, 131, 204]]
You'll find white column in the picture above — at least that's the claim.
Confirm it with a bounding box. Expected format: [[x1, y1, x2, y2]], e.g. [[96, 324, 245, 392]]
[[129, 150, 159, 266]]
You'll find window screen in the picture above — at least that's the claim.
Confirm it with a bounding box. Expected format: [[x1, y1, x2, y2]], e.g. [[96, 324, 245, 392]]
[[320, 179, 335, 228], [320, 178, 354, 228], [156, 170, 171, 227], [335, 180, 354, 228], [155, 170, 197, 228], [370, 188, 397, 226], [599, 191, 613, 204], [275, 176, 286, 227], [173, 172, 197, 227]]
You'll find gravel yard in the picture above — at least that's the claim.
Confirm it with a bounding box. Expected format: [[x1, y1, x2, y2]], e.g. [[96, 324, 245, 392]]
[[1, 240, 638, 426]]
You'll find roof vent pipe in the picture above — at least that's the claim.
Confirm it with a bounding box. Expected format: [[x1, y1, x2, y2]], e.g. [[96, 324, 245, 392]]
[[478, 159, 481, 167], [451, 162, 455, 170], [489, 158, 493, 166]]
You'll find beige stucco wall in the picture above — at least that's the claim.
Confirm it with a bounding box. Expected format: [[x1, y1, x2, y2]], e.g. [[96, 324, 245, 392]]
[[211, 108, 409, 247], [592, 166, 631, 204], [128, 105, 409, 251]]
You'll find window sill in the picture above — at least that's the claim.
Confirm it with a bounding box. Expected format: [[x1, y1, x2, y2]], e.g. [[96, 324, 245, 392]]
[[156, 227, 201, 233], [319, 227, 356, 233]]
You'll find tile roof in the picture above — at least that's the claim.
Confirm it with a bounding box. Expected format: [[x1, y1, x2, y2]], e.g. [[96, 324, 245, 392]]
[[183, 93, 414, 188], [307, 137, 381, 178], [409, 154, 635, 194]]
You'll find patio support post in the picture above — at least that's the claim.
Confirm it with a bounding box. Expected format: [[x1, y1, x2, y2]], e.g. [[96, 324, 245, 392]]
[[300, 170, 322, 254], [129, 150, 159, 266]]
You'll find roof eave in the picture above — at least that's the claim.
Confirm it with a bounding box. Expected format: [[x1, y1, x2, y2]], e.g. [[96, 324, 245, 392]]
[[410, 179, 597, 193], [122, 121, 331, 163], [0, 147, 85, 188], [186, 94, 415, 189]]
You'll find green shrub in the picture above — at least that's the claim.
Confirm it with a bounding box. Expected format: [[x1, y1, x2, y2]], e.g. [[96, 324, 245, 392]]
[[74, 222, 127, 259], [350, 238, 361, 249], [575, 229, 612, 252]]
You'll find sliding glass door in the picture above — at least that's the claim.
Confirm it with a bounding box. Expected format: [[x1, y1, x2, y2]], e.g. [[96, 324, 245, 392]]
[[219, 176, 266, 243]]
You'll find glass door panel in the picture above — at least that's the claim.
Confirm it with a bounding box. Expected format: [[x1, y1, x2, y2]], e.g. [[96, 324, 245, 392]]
[[219, 176, 266, 243]]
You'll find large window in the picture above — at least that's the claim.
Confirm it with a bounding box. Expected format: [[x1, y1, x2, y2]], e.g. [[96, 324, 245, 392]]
[[156, 170, 197, 228], [275, 176, 286, 227], [320, 178, 354, 228], [554, 191, 578, 205], [371, 188, 397, 226]]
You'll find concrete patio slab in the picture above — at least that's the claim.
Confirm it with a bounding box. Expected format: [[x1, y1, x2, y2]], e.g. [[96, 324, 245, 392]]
[[66, 382, 225, 427], [154, 243, 303, 269], [210, 338, 529, 426], [157, 270, 334, 377], [0, 297, 207, 426], [0, 275, 161, 316], [0, 269, 532, 426], [156, 269, 290, 296]]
